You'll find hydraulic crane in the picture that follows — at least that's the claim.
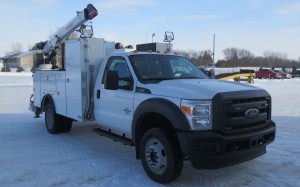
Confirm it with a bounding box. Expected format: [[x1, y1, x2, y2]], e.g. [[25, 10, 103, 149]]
[[34, 4, 98, 64]]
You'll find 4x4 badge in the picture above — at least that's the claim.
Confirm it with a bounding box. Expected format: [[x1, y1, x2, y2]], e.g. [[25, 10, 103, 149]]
[[245, 108, 259, 119]]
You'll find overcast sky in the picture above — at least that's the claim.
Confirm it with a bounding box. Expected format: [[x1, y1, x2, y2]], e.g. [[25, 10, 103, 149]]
[[0, 0, 299, 61]]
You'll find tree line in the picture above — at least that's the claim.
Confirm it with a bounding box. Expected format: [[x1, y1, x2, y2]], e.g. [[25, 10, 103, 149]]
[[176, 49, 213, 67], [176, 47, 300, 69], [3, 42, 300, 70]]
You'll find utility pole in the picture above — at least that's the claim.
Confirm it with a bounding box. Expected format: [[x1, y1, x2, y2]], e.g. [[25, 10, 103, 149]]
[[212, 34, 215, 67], [212, 34, 216, 78]]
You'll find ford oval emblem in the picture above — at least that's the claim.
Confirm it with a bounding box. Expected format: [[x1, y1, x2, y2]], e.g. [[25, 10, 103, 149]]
[[245, 108, 259, 119]]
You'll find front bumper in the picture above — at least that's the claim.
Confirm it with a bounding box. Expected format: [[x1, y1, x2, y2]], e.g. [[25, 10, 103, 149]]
[[176, 121, 275, 169]]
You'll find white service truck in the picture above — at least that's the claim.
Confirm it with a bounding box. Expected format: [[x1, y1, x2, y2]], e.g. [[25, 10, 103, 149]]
[[30, 4, 276, 183]]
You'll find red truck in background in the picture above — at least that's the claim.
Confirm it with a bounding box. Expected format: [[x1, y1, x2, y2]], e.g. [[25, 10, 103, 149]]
[[255, 69, 282, 79]]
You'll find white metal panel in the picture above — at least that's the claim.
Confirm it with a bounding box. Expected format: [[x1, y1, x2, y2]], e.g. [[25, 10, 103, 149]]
[[54, 72, 67, 115], [39, 71, 57, 106], [33, 72, 41, 107], [87, 38, 105, 80], [65, 38, 106, 121], [156, 43, 170, 52], [40, 71, 56, 92], [39, 71, 67, 116], [65, 39, 83, 120], [32, 70, 67, 116]]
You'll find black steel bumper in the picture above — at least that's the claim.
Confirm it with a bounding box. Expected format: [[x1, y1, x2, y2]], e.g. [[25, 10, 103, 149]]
[[176, 121, 276, 169]]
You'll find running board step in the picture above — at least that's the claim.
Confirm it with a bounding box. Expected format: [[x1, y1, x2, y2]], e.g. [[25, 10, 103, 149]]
[[93, 128, 134, 146]]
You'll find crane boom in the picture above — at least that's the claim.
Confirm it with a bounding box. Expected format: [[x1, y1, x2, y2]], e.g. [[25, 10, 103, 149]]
[[42, 4, 98, 55]]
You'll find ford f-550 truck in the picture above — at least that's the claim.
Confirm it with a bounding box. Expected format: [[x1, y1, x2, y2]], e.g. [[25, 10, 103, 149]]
[[30, 4, 276, 183]]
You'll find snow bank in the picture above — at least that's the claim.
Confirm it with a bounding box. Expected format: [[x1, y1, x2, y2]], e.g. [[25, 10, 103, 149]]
[[0, 72, 32, 87], [0, 72, 32, 77]]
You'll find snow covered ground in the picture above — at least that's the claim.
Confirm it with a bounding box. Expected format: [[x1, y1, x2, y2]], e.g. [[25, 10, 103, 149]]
[[0, 72, 299, 187]]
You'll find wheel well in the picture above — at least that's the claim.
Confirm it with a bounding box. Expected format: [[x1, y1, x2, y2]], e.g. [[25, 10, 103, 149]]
[[135, 112, 176, 159], [140, 112, 173, 136], [41, 95, 54, 112]]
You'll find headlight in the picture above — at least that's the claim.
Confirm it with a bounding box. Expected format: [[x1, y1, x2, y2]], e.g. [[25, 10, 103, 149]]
[[181, 99, 212, 130]]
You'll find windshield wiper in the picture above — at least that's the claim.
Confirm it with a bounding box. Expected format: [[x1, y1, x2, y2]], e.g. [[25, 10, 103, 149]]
[[180, 77, 203, 79], [141, 77, 202, 83], [142, 77, 169, 81]]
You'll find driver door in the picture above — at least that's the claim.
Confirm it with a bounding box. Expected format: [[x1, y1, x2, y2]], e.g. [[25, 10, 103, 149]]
[[94, 56, 134, 137]]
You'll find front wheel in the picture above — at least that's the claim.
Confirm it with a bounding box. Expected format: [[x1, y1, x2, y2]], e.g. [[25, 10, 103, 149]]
[[140, 128, 183, 183]]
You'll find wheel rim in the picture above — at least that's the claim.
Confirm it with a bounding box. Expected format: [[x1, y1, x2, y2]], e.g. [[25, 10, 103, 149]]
[[145, 138, 167, 175], [46, 107, 54, 129]]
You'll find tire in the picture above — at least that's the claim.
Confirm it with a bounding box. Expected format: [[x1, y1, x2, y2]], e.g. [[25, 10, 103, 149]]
[[44, 103, 73, 134], [60, 116, 73, 133], [140, 128, 183, 183]]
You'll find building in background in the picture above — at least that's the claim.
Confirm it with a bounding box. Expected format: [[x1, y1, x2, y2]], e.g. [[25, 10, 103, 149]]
[[0, 51, 41, 69]]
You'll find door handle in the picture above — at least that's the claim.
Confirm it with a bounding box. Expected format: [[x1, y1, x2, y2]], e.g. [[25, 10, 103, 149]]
[[97, 90, 100, 99]]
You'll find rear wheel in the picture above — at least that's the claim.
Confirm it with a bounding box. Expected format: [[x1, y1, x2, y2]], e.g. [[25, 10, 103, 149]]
[[140, 128, 183, 183], [60, 117, 73, 133], [44, 103, 73, 134]]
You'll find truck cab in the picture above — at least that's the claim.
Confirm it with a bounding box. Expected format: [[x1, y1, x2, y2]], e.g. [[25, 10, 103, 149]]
[[92, 51, 275, 182]]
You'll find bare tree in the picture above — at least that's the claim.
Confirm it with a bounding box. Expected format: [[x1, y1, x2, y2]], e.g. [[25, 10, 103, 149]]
[[175, 49, 213, 67], [238, 49, 254, 59], [11, 42, 23, 54], [263, 50, 287, 59], [223, 48, 238, 61], [263, 50, 288, 67], [176, 50, 189, 58], [263, 50, 272, 58], [4, 42, 24, 56], [27, 44, 34, 50], [188, 49, 199, 59]]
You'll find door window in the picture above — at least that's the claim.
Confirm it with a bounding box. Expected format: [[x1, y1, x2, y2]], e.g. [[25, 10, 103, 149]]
[[103, 57, 133, 90]]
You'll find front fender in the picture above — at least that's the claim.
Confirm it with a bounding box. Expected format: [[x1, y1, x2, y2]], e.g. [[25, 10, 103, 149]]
[[131, 98, 190, 145]]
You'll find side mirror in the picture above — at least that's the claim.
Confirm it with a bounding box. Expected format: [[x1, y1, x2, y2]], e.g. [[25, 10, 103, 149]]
[[104, 70, 118, 90]]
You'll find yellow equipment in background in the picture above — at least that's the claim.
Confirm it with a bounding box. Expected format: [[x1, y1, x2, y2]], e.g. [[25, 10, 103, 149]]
[[218, 73, 256, 84]]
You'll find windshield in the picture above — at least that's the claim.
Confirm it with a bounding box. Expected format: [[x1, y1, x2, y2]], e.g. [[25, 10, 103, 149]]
[[129, 54, 208, 83]]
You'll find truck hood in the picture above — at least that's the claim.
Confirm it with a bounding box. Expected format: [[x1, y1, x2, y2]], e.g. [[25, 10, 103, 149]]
[[140, 79, 262, 99]]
